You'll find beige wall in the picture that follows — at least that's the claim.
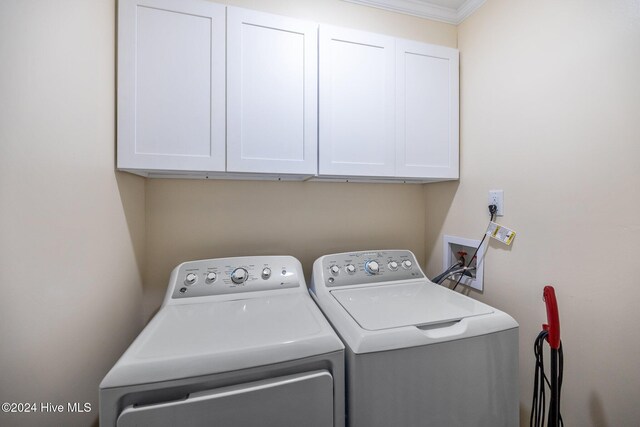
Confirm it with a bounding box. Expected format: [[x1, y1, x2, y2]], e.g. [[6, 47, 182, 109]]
[[145, 180, 427, 315], [0, 1, 145, 426], [143, 0, 457, 316], [424, 0, 640, 425]]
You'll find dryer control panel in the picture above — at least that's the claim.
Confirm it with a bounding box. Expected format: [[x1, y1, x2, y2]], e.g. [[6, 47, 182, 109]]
[[169, 256, 301, 299], [320, 250, 424, 288]]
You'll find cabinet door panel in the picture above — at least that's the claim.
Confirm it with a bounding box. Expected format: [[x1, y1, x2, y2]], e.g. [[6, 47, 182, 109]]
[[396, 40, 459, 179], [227, 8, 317, 175], [118, 0, 225, 172], [319, 26, 395, 177]]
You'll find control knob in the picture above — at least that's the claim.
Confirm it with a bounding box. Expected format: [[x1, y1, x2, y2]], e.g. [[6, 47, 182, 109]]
[[388, 261, 399, 271], [185, 273, 197, 285], [261, 267, 271, 279], [365, 260, 379, 275], [330, 265, 340, 275], [345, 264, 356, 274], [402, 260, 413, 270], [231, 268, 248, 284], [205, 272, 217, 283]]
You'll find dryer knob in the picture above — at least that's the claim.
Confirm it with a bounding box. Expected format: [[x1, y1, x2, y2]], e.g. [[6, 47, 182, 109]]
[[206, 272, 217, 283], [402, 260, 413, 269], [388, 261, 399, 271], [345, 264, 356, 274], [185, 273, 197, 285], [231, 268, 248, 284], [330, 265, 340, 275], [261, 268, 271, 279], [365, 260, 379, 275]]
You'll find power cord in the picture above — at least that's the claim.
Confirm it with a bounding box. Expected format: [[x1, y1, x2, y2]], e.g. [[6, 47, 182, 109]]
[[451, 204, 497, 291], [530, 330, 564, 427]]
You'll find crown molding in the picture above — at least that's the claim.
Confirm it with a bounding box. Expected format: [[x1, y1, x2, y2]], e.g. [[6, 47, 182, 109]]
[[342, 0, 486, 25], [455, 0, 486, 23]]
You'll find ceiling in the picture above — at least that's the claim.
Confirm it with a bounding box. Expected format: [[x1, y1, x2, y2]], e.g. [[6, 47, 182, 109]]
[[342, 0, 486, 24]]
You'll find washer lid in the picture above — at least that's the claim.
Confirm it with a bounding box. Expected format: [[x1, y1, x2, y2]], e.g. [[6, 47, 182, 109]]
[[331, 282, 494, 331], [101, 294, 343, 388]]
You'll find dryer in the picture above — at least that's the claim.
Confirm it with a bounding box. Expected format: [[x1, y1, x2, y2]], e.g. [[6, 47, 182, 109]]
[[101, 256, 345, 427], [310, 250, 518, 427]]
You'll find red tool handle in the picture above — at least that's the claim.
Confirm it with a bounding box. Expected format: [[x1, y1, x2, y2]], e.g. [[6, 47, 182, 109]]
[[543, 286, 561, 349]]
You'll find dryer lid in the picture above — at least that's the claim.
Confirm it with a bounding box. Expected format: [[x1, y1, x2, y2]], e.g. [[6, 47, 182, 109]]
[[331, 281, 494, 331], [101, 294, 343, 388]]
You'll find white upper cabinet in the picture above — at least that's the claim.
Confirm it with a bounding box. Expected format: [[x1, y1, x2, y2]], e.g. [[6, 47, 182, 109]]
[[118, 0, 226, 173], [318, 26, 459, 181], [319, 26, 396, 178], [117, 0, 459, 182], [118, 1, 317, 178], [396, 39, 459, 179], [226, 8, 318, 175]]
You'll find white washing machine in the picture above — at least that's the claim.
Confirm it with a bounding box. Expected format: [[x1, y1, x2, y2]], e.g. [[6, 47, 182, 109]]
[[310, 250, 518, 427], [101, 256, 345, 427]]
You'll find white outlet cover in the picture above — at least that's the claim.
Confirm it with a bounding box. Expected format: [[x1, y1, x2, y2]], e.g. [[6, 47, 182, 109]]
[[488, 189, 504, 216], [442, 235, 485, 291]]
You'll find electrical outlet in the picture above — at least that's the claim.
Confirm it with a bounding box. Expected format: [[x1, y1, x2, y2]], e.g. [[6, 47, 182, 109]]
[[442, 235, 485, 291], [488, 190, 504, 216]]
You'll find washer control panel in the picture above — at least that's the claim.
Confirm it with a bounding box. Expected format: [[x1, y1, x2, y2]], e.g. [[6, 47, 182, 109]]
[[322, 250, 423, 287], [170, 256, 300, 299]]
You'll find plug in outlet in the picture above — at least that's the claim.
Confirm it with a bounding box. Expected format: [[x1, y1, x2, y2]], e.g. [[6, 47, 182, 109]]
[[442, 235, 485, 291], [488, 190, 504, 216]]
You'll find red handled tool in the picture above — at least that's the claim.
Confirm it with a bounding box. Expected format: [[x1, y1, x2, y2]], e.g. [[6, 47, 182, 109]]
[[543, 286, 560, 350], [530, 286, 563, 427]]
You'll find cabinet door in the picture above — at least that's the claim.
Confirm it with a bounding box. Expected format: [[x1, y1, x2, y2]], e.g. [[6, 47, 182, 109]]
[[118, 0, 225, 173], [227, 8, 317, 175], [396, 39, 459, 179], [319, 26, 396, 177]]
